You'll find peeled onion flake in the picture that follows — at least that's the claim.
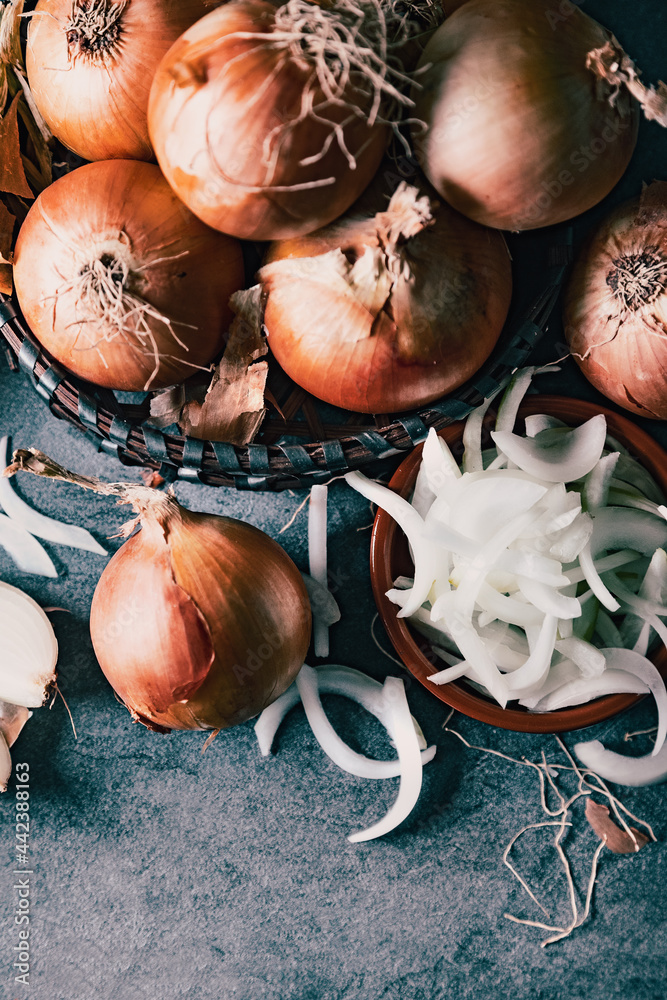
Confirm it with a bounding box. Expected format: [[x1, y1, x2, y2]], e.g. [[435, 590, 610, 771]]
[[437, 609, 509, 706], [620, 549, 667, 654], [524, 414, 567, 437], [462, 397, 495, 474], [554, 637, 606, 678], [345, 471, 440, 617], [583, 452, 620, 511], [428, 660, 470, 685], [254, 683, 301, 756], [597, 648, 667, 754], [256, 665, 435, 774], [308, 485, 331, 658], [348, 677, 424, 843], [565, 549, 641, 586], [518, 659, 582, 709], [491, 415, 607, 484], [517, 576, 580, 620], [578, 543, 621, 613], [574, 739, 667, 787], [1, 437, 105, 556], [0, 512, 57, 577], [299, 573, 341, 628], [412, 429, 462, 518], [455, 509, 542, 622], [528, 670, 649, 712], [0, 701, 31, 749], [494, 367, 537, 435], [447, 477, 547, 546], [504, 616, 558, 695], [548, 512, 594, 563], [474, 583, 544, 628], [0, 732, 11, 793]]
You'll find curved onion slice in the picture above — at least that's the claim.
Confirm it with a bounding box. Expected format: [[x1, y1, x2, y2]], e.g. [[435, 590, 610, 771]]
[[528, 669, 648, 712], [348, 676, 423, 843], [254, 665, 435, 773], [0, 436, 106, 555], [524, 414, 566, 437], [0, 581, 58, 706], [583, 452, 619, 511], [504, 616, 558, 694], [598, 648, 667, 754], [516, 576, 581, 619], [462, 397, 494, 474], [494, 366, 537, 435], [554, 637, 606, 677], [573, 739, 667, 786], [491, 415, 607, 483], [0, 513, 57, 577]]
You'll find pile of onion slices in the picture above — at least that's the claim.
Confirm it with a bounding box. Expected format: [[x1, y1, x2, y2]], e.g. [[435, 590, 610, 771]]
[[347, 368, 667, 786]]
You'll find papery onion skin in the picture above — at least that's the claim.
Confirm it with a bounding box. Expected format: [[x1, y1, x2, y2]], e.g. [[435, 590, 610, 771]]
[[147, 1, 391, 241], [261, 182, 512, 413], [13, 159, 245, 391], [564, 182, 667, 420], [26, 0, 217, 162], [90, 500, 312, 732], [412, 0, 638, 230]]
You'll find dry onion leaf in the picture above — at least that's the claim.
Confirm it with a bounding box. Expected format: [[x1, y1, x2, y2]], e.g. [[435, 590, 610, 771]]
[[584, 798, 649, 854]]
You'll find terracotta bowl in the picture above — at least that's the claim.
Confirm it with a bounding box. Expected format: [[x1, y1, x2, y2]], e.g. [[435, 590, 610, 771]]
[[370, 396, 667, 733]]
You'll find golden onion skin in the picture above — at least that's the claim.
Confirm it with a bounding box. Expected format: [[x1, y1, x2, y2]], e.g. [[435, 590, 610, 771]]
[[564, 184, 667, 420], [412, 0, 639, 231], [90, 505, 311, 732]]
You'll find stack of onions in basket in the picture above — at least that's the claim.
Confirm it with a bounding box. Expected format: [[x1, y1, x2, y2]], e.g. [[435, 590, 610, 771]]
[[12, 159, 245, 392], [259, 179, 512, 414]]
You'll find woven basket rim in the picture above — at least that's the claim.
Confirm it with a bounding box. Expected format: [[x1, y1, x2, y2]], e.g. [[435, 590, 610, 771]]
[[0, 229, 573, 490]]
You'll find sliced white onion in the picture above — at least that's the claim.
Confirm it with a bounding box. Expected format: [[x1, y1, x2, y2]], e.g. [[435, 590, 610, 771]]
[[554, 637, 606, 678], [583, 452, 620, 511], [516, 576, 581, 620], [491, 415, 607, 483], [573, 739, 667, 786], [345, 471, 439, 618], [0, 581, 58, 706], [524, 414, 566, 437], [348, 676, 424, 843], [0, 513, 57, 577], [308, 484, 330, 658], [494, 366, 537, 434], [564, 549, 641, 585], [255, 666, 435, 770], [504, 615, 558, 694], [300, 572, 341, 627], [0, 436, 106, 555], [548, 511, 594, 563], [598, 648, 667, 754], [462, 397, 494, 474], [528, 669, 649, 712]]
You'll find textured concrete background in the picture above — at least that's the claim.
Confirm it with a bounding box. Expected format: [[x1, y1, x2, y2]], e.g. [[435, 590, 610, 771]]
[[1, 1, 667, 997]]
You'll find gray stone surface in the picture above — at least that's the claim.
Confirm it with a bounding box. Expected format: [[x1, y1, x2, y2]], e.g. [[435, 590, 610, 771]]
[[1, 2, 667, 996]]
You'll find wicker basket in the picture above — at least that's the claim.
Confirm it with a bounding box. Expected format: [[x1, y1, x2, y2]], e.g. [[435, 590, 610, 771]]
[[0, 227, 573, 491]]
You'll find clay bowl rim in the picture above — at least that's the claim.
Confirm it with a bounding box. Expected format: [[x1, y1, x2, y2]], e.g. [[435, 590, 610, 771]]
[[369, 395, 667, 734]]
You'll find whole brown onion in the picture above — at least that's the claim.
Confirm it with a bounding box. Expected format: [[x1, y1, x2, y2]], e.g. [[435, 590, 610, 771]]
[[564, 181, 667, 420], [7, 450, 312, 733], [26, 0, 217, 161], [147, 0, 416, 241], [259, 181, 512, 414], [412, 0, 646, 230], [13, 159, 245, 391]]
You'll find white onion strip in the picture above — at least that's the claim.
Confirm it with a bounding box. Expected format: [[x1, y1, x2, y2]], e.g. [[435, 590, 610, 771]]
[[491, 415, 607, 483], [254, 665, 435, 777], [528, 670, 649, 711], [0, 512, 57, 577], [308, 484, 330, 658], [0, 436, 106, 555], [348, 676, 424, 843], [598, 648, 667, 754], [574, 739, 667, 786]]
